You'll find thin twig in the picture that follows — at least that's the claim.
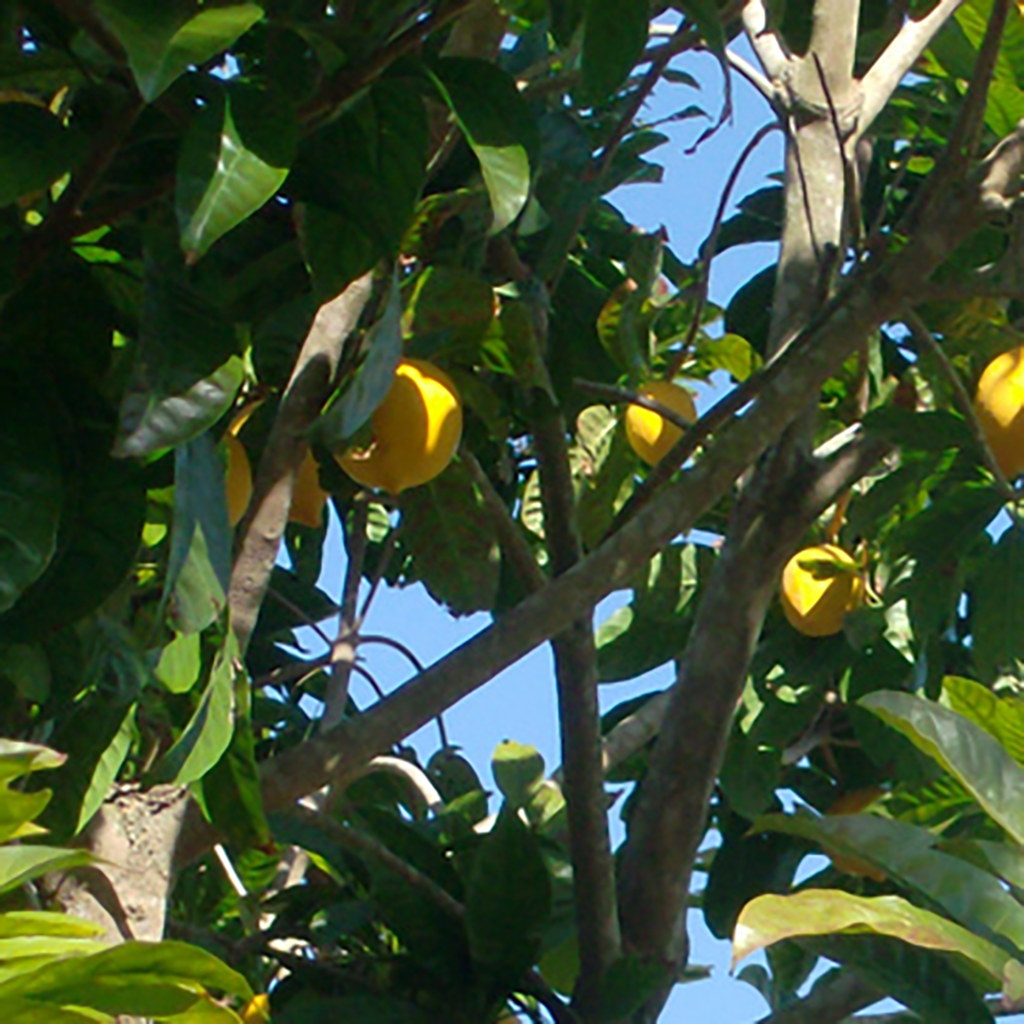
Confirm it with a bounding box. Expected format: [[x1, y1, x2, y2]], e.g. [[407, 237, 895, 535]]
[[357, 519, 400, 626], [667, 120, 781, 378], [351, 662, 387, 703], [359, 634, 426, 673], [299, 0, 477, 124], [266, 586, 336, 649], [574, 380, 696, 433]]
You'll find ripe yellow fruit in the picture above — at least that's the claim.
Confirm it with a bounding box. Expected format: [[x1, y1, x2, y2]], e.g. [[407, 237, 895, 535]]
[[336, 358, 463, 494], [780, 544, 863, 638], [624, 380, 697, 466], [974, 345, 1024, 480], [290, 450, 329, 528], [224, 432, 252, 527]]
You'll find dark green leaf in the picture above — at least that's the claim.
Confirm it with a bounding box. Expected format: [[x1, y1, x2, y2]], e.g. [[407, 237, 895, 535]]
[[401, 460, 500, 616], [0, 403, 146, 641], [275, 993, 430, 1024], [580, 0, 650, 106], [676, 0, 726, 53], [863, 407, 976, 454], [177, 82, 296, 263], [0, 376, 62, 614], [970, 528, 1024, 681], [465, 808, 551, 983], [430, 58, 536, 234], [291, 81, 427, 283], [164, 433, 232, 636], [315, 272, 403, 446], [809, 933, 996, 1024], [96, 0, 264, 102], [0, 104, 81, 208], [861, 691, 1024, 845]]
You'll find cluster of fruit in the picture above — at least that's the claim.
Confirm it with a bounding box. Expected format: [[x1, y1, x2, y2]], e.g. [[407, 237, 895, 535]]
[[223, 343, 1023, 638]]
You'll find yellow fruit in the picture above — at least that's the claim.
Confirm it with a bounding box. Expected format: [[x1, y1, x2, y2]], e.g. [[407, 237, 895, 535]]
[[779, 544, 863, 638], [240, 993, 271, 1023], [224, 432, 252, 527], [336, 358, 463, 494], [974, 345, 1024, 480], [290, 450, 329, 528], [624, 380, 697, 466], [825, 787, 886, 881]]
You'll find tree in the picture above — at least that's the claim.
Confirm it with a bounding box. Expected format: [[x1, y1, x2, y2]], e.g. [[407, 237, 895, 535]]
[[1, 0, 1023, 1021]]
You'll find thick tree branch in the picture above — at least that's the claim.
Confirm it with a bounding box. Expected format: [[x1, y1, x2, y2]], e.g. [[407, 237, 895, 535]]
[[742, 0, 791, 80], [529, 389, 622, 1017], [754, 970, 882, 1024], [228, 272, 374, 655], [858, 0, 966, 137], [808, 0, 860, 100]]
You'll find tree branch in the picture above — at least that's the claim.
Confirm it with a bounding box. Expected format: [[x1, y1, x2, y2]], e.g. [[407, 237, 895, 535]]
[[858, 0, 966, 137], [742, 0, 792, 80], [321, 500, 368, 731], [754, 970, 882, 1024], [808, 0, 860, 100], [228, 272, 375, 655], [529, 387, 622, 1016]]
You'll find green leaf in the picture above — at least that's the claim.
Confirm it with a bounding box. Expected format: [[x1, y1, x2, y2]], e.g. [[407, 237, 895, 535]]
[[315, 271, 403, 446], [401, 460, 500, 616], [0, 913, 102, 939], [759, 810, 1024, 951], [115, 241, 239, 457], [273, 993, 430, 1023], [676, 0, 726, 53], [73, 704, 136, 837], [492, 740, 545, 808], [970, 528, 1024, 681], [862, 407, 976, 454], [808, 933, 995, 1024], [580, 0, 650, 106], [165, 434, 232, 636], [0, 939, 252, 1015], [733, 890, 1012, 986], [96, 0, 264, 103], [0, 104, 81, 208], [430, 58, 535, 234], [0, 402, 146, 641], [155, 633, 202, 694], [148, 635, 237, 786], [0, 847, 94, 895], [892, 482, 1003, 569], [597, 955, 674, 1022], [291, 81, 427, 285], [861, 691, 1024, 845], [692, 332, 761, 382], [177, 83, 295, 263], [405, 266, 495, 337], [0, 376, 63, 615], [465, 808, 551, 984], [200, 714, 271, 850], [116, 356, 243, 459], [943, 675, 1024, 766]]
